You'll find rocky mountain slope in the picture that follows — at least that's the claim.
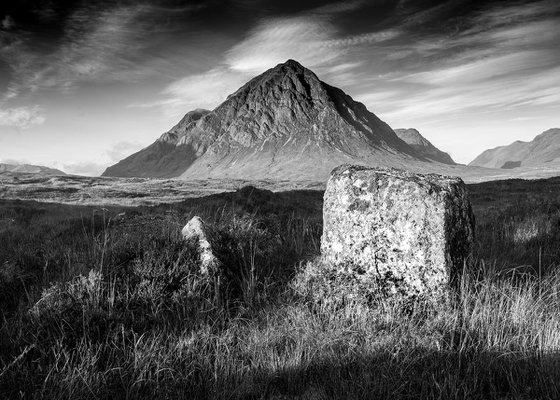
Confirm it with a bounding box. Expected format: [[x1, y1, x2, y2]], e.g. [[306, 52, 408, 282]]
[[0, 163, 65, 176], [103, 60, 451, 181], [394, 128, 455, 165], [469, 129, 560, 169]]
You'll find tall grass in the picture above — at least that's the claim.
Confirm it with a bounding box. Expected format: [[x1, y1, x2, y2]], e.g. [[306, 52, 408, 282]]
[[1, 182, 560, 399]]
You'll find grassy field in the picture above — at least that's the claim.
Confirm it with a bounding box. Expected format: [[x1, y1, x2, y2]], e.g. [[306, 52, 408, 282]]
[[1, 178, 560, 399]]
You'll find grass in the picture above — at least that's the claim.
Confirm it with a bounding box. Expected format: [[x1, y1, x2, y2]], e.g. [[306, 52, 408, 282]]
[[0, 181, 560, 399]]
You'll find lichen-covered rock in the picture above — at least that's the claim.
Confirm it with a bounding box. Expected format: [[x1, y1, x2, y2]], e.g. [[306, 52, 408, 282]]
[[321, 164, 475, 301], [182, 216, 221, 275]]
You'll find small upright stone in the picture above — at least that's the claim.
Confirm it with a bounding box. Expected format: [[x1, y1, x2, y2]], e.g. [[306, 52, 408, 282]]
[[321, 164, 475, 300], [182, 216, 221, 275]]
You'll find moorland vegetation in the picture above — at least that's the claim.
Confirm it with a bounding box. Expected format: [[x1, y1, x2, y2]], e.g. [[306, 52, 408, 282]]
[[1, 179, 560, 399]]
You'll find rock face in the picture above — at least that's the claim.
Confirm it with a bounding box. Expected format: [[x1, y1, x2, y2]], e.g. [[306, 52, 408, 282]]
[[103, 59, 434, 181], [181, 216, 221, 275], [469, 128, 560, 169], [394, 128, 455, 165], [321, 164, 475, 300]]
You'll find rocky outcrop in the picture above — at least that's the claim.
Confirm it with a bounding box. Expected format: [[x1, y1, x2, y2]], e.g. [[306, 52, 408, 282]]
[[103, 59, 432, 181], [182, 216, 221, 275], [321, 164, 475, 301], [394, 128, 455, 165]]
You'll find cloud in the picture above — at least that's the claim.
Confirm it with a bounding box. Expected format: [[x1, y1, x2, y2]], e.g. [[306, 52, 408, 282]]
[[0, 157, 28, 165], [56, 141, 147, 176], [399, 50, 557, 86], [341, 0, 560, 79], [132, 0, 560, 144], [60, 161, 107, 176], [325, 30, 400, 47], [0, 106, 45, 129], [341, 1, 560, 127], [311, 0, 366, 15], [57, 141, 149, 176], [135, 15, 349, 116], [0, 1, 223, 102], [467, 0, 557, 29], [131, 67, 252, 117], [1, 3, 180, 100], [26, 5, 142, 92], [226, 16, 341, 73], [362, 52, 560, 123], [140, 14, 358, 115], [106, 141, 145, 162]]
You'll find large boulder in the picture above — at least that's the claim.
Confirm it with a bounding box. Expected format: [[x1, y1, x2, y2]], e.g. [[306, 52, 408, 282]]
[[182, 216, 221, 275], [321, 164, 475, 301]]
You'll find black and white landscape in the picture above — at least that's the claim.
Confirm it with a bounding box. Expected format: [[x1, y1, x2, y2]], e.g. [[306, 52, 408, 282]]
[[1, 1, 560, 399]]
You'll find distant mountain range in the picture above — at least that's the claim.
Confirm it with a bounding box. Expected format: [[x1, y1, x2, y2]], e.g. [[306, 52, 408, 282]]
[[103, 60, 454, 181], [0, 163, 65, 176], [470, 129, 560, 169]]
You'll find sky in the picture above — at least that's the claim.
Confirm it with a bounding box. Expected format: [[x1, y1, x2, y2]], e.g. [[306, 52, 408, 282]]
[[0, 0, 559, 175]]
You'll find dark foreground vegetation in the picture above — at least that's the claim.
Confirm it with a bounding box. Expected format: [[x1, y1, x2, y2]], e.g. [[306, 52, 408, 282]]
[[1, 178, 560, 399]]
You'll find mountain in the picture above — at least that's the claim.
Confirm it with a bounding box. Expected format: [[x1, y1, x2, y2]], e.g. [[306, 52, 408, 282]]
[[103, 109, 212, 178], [469, 129, 560, 169], [394, 128, 455, 165], [0, 163, 66, 176], [103, 60, 441, 181]]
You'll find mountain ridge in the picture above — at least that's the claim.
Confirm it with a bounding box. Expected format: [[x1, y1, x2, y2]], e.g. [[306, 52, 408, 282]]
[[103, 60, 447, 180], [469, 128, 560, 169], [0, 163, 66, 176], [394, 128, 455, 165]]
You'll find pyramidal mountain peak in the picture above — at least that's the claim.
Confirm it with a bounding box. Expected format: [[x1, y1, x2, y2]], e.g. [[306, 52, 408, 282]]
[[103, 59, 449, 180]]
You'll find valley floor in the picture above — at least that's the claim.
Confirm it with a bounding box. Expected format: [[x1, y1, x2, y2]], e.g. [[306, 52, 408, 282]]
[[1, 178, 560, 399], [3, 161, 560, 207]]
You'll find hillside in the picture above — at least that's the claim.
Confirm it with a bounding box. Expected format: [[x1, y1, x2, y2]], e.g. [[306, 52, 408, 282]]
[[394, 128, 455, 165], [470, 129, 560, 169], [0, 163, 65, 176], [103, 60, 446, 181]]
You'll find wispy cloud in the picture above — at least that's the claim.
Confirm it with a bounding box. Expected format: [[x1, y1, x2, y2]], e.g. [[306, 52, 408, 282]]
[[325, 30, 400, 48], [1, 2, 206, 102], [226, 16, 341, 73], [467, 0, 557, 29], [135, 15, 349, 116], [398, 50, 557, 86], [46, 141, 146, 176], [106, 141, 145, 162], [0, 157, 29, 165], [60, 161, 107, 176], [361, 53, 560, 121], [0, 106, 45, 129], [131, 67, 252, 117], [345, 1, 560, 122], [2, 5, 146, 99], [3, 0, 555, 172], [311, 0, 366, 15]]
